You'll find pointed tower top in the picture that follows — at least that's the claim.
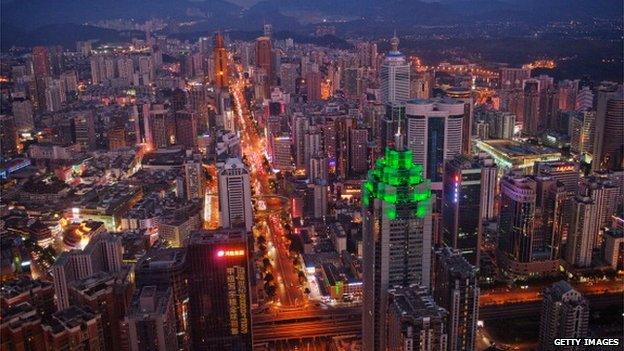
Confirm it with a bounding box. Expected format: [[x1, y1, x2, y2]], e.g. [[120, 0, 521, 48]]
[[390, 31, 399, 52]]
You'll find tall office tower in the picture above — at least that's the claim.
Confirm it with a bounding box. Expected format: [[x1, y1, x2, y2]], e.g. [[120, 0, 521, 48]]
[[126, 286, 178, 351], [303, 128, 323, 175], [343, 67, 362, 99], [541, 87, 560, 130], [72, 111, 96, 151], [442, 155, 497, 266], [52, 251, 94, 310], [41, 306, 104, 350], [361, 134, 432, 351], [213, 32, 229, 88], [12, 98, 34, 132], [382, 102, 406, 151], [256, 36, 273, 82], [174, 111, 198, 148], [405, 99, 464, 188], [278, 63, 297, 94], [309, 156, 328, 183], [497, 175, 564, 275], [136, 248, 189, 350], [149, 104, 170, 149], [500, 67, 531, 90], [579, 111, 596, 160], [433, 247, 479, 351], [575, 86, 594, 112], [485, 110, 516, 140], [603, 228, 624, 270], [558, 79, 579, 111], [444, 88, 474, 156], [380, 34, 410, 104], [184, 160, 205, 200], [539, 281, 589, 351], [270, 135, 294, 171], [186, 229, 252, 350], [218, 158, 253, 232], [348, 128, 369, 176], [32, 46, 51, 78], [534, 161, 580, 196], [580, 176, 620, 239], [566, 196, 599, 267], [89, 55, 106, 85], [386, 285, 449, 351], [138, 56, 154, 85], [592, 84, 623, 171], [117, 57, 134, 82], [312, 180, 328, 218], [322, 119, 338, 164], [0, 115, 18, 159], [70, 271, 133, 351], [411, 71, 434, 100], [292, 113, 310, 169], [44, 80, 65, 112], [306, 70, 322, 102], [522, 79, 541, 135]]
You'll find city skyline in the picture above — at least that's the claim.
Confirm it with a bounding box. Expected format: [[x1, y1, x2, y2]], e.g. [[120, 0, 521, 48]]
[[0, 2, 623, 351]]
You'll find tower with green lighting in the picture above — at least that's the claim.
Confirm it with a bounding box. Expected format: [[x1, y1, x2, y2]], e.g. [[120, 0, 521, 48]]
[[361, 133, 432, 351]]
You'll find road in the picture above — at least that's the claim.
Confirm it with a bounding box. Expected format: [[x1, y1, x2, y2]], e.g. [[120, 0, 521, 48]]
[[230, 65, 305, 308]]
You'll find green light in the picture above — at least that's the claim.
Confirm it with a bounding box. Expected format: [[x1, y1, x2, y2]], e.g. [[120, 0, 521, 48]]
[[362, 147, 430, 220]]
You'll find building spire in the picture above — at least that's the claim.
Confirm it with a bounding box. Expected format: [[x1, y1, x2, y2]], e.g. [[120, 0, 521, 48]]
[[394, 109, 404, 151], [390, 30, 399, 52]]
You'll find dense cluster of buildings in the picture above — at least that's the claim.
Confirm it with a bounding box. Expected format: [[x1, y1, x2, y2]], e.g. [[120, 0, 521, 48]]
[[0, 16, 622, 351]]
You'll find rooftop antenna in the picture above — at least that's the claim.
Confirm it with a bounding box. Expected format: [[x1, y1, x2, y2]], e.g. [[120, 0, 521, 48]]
[[394, 108, 404, 151]]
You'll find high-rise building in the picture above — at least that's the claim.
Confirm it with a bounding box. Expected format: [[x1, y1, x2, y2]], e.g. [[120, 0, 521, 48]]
[[361, 134, 432, 351], [0, 115, 18, 159], [12, 98, 34, 132], [348, 128, 369, 176], [126, 286, 179, 351], [592, 84, 623, 171], [497, 174, 564, 275], [380, 34, 410, 104], [565, 195, 598, 268], [174, 111, 198, 148], [539, 281, 589, 351], [72, 111, 96, 151], [303, 128, 323, 176], [32, 46, 51, 78], [433, 247, 479, 351], [270, 135, 293, 171], [500, 67, 531, 90], [292, 113, 310, 169], [255, 36, 273, 82], [214, 32, 229, 88], [186, 229, 252, 350], [405, 99, 464, 187], [306, 70, 322, 102], [184, 159, 205, 200], [386, 285, 448, 351], [382, 102, 406, 151], [135, 247, 189, 350], [218, 158, 253, 232], [69, 271, 133, 351], [442, 155, 497, 266], [575, 86, 594, 113], [522, 79, 541, 135]]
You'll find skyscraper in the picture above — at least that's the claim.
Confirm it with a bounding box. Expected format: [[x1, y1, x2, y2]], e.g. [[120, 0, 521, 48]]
[[539, 281, 589, 351], [592, 84, 623, 171], [362, 133, 432, 351], [386, 285, 448, 351], [522, 79, 540, 135], [218, 158, 253, 232], [255, 36, 273, 83], [380, 34, 410, 104], [433, 247, 479, 351], [213, 32, 229, 88], [348, 128, 369, 176], [126, 286, 179, 351], [442, 155, 497, 266], [186, 229, 252, 350], [184, 159, 205, 200], [135, 247, 189, 351], [565, 195, 599, 268], [405, 98, 464, 187]]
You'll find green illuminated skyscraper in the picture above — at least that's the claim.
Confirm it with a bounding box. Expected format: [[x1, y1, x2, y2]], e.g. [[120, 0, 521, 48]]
[[361, 133, 432, 351]]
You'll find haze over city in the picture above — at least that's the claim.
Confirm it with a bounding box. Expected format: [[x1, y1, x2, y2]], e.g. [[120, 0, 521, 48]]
[[0, 1, 622, 350]]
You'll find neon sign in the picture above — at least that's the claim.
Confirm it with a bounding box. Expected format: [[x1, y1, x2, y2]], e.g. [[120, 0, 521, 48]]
[[217, 249, 245, 258]]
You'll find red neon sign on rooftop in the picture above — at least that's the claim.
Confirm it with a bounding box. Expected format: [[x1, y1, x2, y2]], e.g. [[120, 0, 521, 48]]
[[216, 249, 245, 258]]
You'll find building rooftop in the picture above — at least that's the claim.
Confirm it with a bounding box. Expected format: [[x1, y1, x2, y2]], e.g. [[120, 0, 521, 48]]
[[42, 305, 99, 335], [0, 276, 53, 301], [388, 284, 447, 324]]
